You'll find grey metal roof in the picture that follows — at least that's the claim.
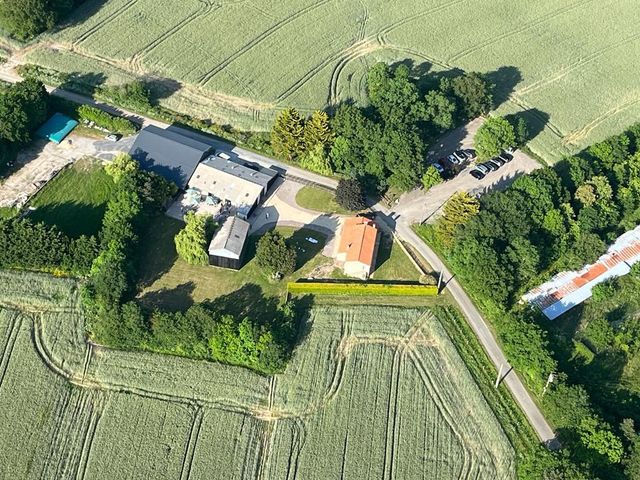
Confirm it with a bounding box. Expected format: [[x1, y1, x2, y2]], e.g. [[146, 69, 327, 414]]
[[208, 215, 250, 259], [201, 155, 277, 189], [129, 125, 213, 189]]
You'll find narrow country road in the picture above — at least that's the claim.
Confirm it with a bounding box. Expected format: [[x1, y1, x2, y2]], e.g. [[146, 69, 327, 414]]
[[0, 61, 557, 447]]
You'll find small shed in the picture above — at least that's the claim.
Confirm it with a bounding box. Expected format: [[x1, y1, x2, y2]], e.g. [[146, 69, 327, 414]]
[[36, 113, 79, 144], [208, 216, 250, 270]]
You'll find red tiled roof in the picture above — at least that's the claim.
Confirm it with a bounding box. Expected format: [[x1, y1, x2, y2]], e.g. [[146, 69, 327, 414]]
[[337, 217, 378, 267]]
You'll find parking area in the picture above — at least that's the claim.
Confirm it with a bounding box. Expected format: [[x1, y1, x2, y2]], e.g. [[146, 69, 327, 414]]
[[394, 118, 541, 224], [0, 134, 132, 209]]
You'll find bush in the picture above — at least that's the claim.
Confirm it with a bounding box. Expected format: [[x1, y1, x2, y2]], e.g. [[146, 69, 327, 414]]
[[78, 105, 138, 135], [97, 81, 153, 112], [335, 178, 365, 211], [421, 165, 443, 191], [255, 230, 296, 279]]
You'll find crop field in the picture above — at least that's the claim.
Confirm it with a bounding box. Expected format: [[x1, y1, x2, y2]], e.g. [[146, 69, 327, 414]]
[[17, 0, 640, 161], [0, 270, 514, 479]]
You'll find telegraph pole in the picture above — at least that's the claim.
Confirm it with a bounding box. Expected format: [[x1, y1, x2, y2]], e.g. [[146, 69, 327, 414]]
[[495, 364, 504, 389]]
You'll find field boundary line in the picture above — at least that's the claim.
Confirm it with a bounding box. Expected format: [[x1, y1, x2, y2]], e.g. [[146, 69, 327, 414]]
[[563, 97, 640, 145]]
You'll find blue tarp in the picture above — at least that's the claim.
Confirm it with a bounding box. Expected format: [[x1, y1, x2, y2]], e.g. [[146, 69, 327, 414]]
[[36, 113, 79, 144]]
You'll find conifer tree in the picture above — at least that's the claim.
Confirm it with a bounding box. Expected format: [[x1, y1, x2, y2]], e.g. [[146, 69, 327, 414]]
[[271, 107, 305, 160]]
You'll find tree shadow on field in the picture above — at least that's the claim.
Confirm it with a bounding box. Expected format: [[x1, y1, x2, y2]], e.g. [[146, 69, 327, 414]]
[[143, 77, 183, 105], [56, 72, 107, 97], [54, 0, 111, 32], [504, 108, 550, 143], [485, 66, 523, 109]]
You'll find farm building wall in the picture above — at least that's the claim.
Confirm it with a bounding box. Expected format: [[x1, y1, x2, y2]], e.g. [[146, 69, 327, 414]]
[[209, 254, 242, 270]]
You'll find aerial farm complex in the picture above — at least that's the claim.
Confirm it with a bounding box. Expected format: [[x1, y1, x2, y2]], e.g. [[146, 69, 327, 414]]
[[1, 0, 640, 479]]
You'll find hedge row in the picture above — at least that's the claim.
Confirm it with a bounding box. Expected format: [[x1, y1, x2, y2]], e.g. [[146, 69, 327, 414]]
[[78, 105, 138, 135], [287, 282, 439, 296]]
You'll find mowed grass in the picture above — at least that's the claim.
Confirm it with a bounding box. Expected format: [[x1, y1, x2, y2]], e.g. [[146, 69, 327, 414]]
[[21, 0, 640, 161], [28, 158, 114, 237], [136, 215, 334, 311], [0, 271, 517, 479], [295, 186, 353, 215]]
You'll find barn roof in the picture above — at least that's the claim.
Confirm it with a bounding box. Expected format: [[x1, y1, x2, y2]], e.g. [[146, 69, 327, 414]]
[[208, 216, 250, 260], [129, 125, 213, 189]]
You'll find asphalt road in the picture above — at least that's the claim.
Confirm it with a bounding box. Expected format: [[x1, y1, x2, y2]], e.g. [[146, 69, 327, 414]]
[[0, 61, 557, 447]]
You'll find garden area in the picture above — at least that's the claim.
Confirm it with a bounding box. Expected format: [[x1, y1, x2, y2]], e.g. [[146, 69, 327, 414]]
[[27, 157, 114, 237], [295, 186, 354, 215]]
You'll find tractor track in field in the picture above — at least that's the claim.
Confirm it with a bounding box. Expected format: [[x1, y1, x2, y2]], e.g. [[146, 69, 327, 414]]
[[516, 26, 640, 97], [279, 39, 381, 104], [283, 418, 306, 480], [448, 0, 598, 63], [563, 96, 640, 146], [408, 347, 476, 479], [382, 349, 402, 480], [327, 40, 383, 105], [76, 394, 105, 480], [374, 0, 467, 46], [197, 0, 334, 87], [128, 1, 220, 75], [179, 406, 204, 480], [0, 313, 22, 390], [73, 0, 141, 47]]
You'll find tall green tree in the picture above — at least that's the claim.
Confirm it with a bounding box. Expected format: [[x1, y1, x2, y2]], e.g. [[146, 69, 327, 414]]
[[335, 178, 365, 211], [473, 116, 516, 160], [441, 72, 493, 120], [436, 192, 480, 246], [0, 0, 63, 40], [174, 212, 210, 266], [304, 110, 334, 151], [424, 90, 456, 131], [367, 62, 423, 126], [255, 230, 296, 279], [0, 78, 49, 144], [271, 107, 305, 160]]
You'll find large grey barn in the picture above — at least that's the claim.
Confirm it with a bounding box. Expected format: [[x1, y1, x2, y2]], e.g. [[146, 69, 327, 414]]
[[208, 216, 251, 270], [129, 125, 214, 189]]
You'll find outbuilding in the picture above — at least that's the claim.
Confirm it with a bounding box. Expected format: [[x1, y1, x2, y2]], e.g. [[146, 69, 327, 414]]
[[129, 125, 214, 189], [208, 215, 250, 270], [188, 155, 278, 219]]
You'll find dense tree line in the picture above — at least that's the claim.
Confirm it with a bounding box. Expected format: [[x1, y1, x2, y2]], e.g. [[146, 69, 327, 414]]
[[420, 123, 640, 479], [272, 63, 494, 193], [0, 218, 97, 274], [0, 0, 84, 40], [0, 78, 49, 172], [84, 156, 298, 374]]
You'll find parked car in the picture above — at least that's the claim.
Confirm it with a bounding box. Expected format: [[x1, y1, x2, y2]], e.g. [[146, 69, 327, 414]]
[[431, 162, 445, 174], [475, 163, 490, 174], [498, 152, 514, 162], [490, 156, 506, 167], [447, 154, 461, 165], [506, 146, 516, 154], [105, 133, 121, 142], [452, 150, 467, 163], [481, 161, 498, 172], [464, 149, 477, 160], [470, 168, 486, 180]]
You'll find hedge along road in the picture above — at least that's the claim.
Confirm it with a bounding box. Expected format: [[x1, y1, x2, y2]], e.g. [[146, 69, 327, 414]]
[[0, 62, 557, 447]]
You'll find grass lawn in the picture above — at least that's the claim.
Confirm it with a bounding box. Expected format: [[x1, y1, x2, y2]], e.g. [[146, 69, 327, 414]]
[[28, 158, 114, 237], [0, 207, 17, 219], [295, 186, 353, 215], [137, 215, 334, 311]]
